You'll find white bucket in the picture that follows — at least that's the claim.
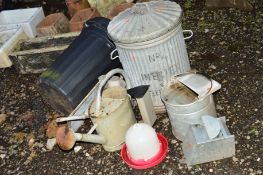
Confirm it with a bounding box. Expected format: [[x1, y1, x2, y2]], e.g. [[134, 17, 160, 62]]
[[108, 1, 192, 113]]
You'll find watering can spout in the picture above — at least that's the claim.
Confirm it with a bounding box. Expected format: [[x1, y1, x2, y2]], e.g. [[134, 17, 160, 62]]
[[56, 125, 106, 150], [74, 133, 107, 145]]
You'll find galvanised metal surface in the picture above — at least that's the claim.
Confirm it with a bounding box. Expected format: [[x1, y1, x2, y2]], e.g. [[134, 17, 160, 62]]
[[182, 117, 235, 166], [169, 95, 217, 141], [161, 73, 221, 141], [108, 0, 183, 43], [116, 27, 191, 112], [108, 1, 191, 112]]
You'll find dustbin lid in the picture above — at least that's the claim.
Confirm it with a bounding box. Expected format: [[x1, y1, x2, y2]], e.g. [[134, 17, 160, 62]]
[[107, 0, 182, 44]]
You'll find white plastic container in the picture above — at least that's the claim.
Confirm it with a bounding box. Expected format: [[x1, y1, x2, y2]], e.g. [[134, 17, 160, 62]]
[[0, 7, 45, 38], [108, 1, 192, 113], [0, 28, 27, 68], [125, 123, 160, 160]]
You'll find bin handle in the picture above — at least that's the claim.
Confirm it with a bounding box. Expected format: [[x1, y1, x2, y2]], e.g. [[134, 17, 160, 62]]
[[110, 49, 119, 60], [183, 30, 193, 40], [95, 68, 131, 113], [132, 3, 151, 13]]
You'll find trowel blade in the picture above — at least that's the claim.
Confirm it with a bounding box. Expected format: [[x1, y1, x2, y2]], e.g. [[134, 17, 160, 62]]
[[127, 85, 150, 99], [201, 115, 221, 139]]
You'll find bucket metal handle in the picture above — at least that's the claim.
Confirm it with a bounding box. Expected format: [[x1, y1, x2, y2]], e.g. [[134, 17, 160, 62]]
[[110, 49, 119, 60], [132, 3, 151, 14], [183, 30, 193, 40], [95, 68, 131, 113]]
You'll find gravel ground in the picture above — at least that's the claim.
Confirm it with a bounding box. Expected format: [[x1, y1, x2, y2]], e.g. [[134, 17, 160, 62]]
[[0, 0, 262, 174]]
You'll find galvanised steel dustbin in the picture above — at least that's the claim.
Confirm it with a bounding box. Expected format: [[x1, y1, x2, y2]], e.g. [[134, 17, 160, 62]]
[[107, 0, 192, 113]]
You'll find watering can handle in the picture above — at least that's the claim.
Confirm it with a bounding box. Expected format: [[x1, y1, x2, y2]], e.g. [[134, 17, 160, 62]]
[[95, 68, 131, 113], [110, 49, 119, 60], [183, 30, 193, 40]]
